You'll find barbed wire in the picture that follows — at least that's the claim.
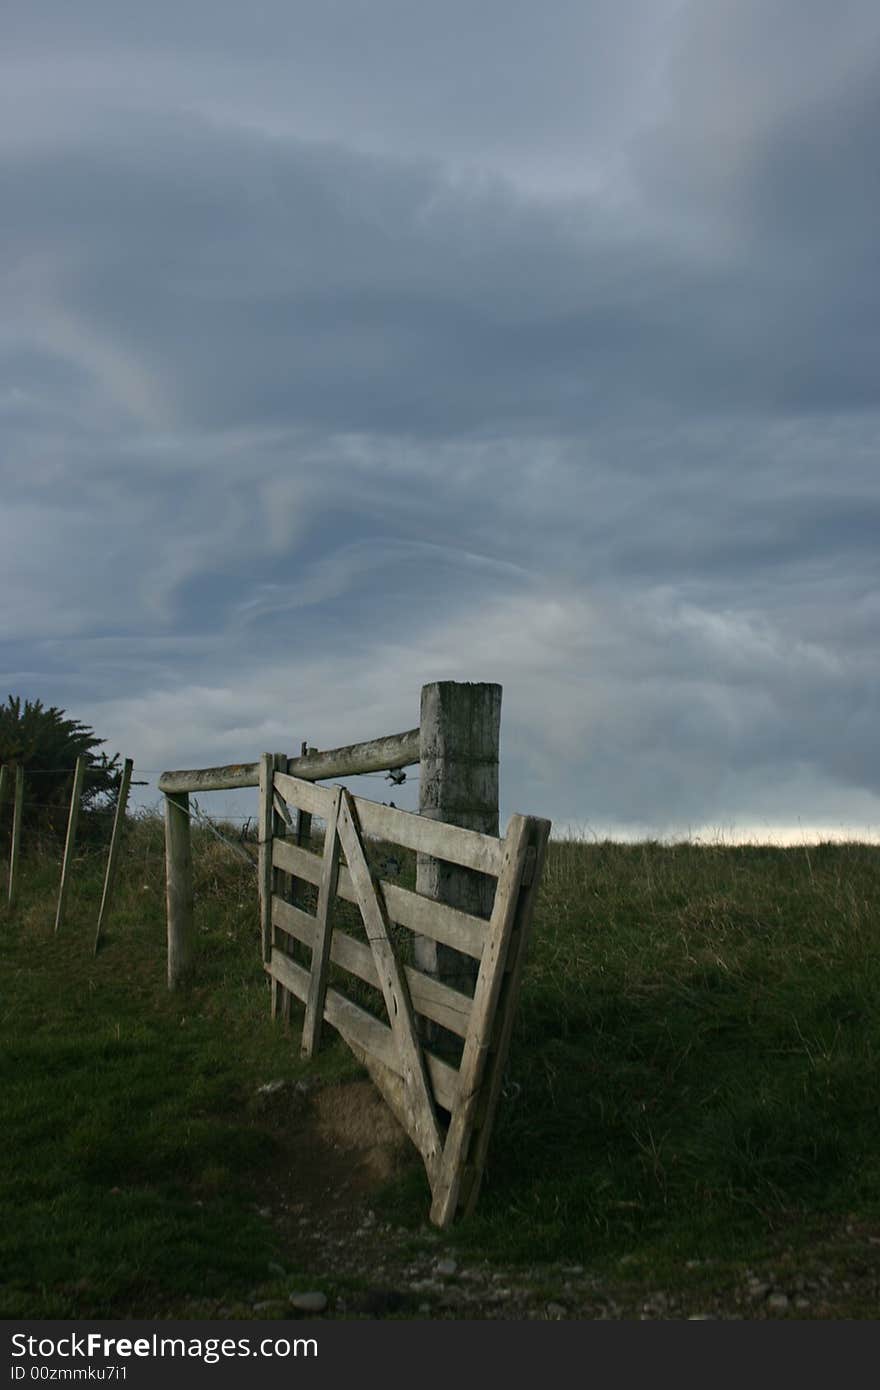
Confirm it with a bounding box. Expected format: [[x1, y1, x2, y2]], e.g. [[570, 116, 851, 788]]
[[0, 766, 159, 776], [186, 798, 258, 867], [1, 760, 421, 773], [1, 765, 420, 790]]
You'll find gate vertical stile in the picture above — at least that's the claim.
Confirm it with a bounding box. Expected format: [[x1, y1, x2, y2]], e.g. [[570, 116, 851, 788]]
[[428, 813, 532, 1226], [301, 785, 343, 1058], [283, 743, 311, 1025], [257, 753, 275, 1004], [453, 815, 550, 1222], [270, 752, 289, 1020]]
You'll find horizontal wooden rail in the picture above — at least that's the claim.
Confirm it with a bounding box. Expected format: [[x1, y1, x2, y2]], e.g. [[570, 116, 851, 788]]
[[266, 948, 459, 1111], [271, 896, 474, 1038], [351, 795, 505, 876], [272, 838, 487, 960], [273, 772, 337, 819], [274, 772, 505, 877], [158, 727, 420, 794]]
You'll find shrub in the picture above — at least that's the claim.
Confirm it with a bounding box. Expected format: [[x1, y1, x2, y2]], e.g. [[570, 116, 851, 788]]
[[0, 695, 120, 845]]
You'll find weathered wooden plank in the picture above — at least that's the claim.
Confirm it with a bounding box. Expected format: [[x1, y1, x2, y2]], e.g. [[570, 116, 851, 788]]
[[266, 949, 459, 1111], [159, 762, 262, 794], [272, 898, 474, 1039], [281, 728, 420, 783], [272, 896, 318, 942], [94, 758, 134, 953], [273, 837, 322, 883], [273, 837, 487, 959], [336, 791, 443, 1174], [301, 786, 343, 1058], [376, 879, 485, 960], [157, 726, 420, 794], [272, 774, 503, 877], [8, 766, 24, 910], [350, 795, 505, 877], [268, 945, 311, 1004], [281, 792, 313, 1027], [165, 791, 194, 989], [269, 752, 291, 1021], [273, 772, 338, 821], [54, 757, 86, 933], [430, 814, 547, 1228], [257, 754, 275, 965], [332, 929, 474, 1039], [256, 754, 289, 1018], [460, 817, 551, 1219]]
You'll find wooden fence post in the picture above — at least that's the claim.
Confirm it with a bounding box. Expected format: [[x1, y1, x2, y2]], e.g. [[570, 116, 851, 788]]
[[54, 757, 86, 933], [258, 754, 275, 970], [165, 791, 194, 989], [415, 681, 501, 1008], [94, 758, 134, 953], [7, 766, 23, 910], [0, 766, 8, 878]]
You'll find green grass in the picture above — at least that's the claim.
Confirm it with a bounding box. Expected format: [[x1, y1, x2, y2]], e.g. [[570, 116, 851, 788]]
[[3, 815, 880, 1315], [442, 836, 880, 1271], [0, 815, 361, 1318]]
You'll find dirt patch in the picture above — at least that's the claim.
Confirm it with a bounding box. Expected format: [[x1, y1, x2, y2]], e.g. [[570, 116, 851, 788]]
[[257, 1077, 417, 1213], [310, 1080, 412, 1183]]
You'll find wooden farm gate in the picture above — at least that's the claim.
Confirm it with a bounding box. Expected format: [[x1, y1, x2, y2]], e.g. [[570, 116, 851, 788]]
[[258, 755, 551, 1229]]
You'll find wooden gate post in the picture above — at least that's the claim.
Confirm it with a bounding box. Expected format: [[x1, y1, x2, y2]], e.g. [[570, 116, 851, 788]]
[[165, 791, 194, 989], [415, 681, 501, 1003]]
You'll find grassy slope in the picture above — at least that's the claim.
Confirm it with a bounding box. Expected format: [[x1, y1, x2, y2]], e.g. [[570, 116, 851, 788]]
[[0, 818, 360, 1317], [451, 838, 880, 1269], [2, 817, 880, 1315]]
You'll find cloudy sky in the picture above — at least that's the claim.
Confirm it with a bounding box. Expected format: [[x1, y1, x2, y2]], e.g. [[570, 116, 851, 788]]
[[3, 1, 879, 841]]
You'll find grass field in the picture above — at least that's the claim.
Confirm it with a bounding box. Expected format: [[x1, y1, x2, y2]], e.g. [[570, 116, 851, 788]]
[[2, 812, 880, 1317]]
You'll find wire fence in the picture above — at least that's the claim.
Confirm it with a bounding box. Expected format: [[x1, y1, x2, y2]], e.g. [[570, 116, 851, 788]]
[[0, 751, 427, 951], [1, 758, 424, 885]]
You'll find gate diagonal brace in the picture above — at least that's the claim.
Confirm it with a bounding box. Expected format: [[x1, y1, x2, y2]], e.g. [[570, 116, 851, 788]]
[[336, 789, 443, 1177]]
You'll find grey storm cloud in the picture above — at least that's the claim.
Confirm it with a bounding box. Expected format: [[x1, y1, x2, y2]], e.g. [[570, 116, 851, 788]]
[[2, 0, 879, 839], [5, 96, 880, 435]]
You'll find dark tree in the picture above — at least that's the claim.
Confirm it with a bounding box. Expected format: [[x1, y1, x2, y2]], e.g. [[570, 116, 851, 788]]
[[0, 696, 121, 844]]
